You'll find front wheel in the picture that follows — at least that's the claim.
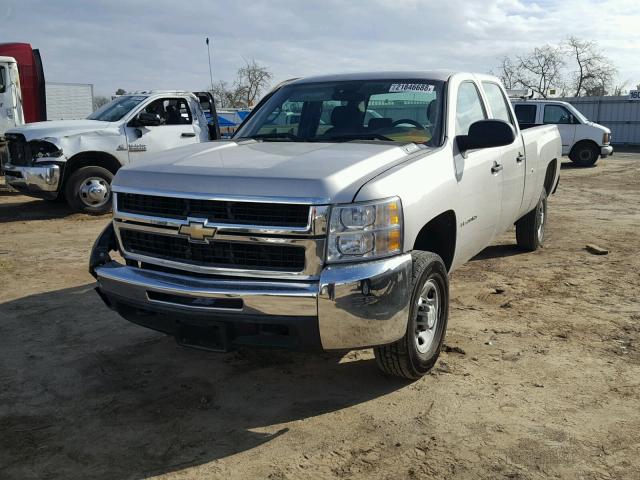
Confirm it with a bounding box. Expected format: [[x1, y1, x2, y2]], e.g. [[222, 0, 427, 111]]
[[64, 166, 114, 215], [569, 142, 599, 167], [374, 251, 449, 380]]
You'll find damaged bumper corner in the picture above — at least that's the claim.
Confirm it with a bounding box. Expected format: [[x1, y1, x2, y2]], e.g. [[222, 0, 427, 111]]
[[89, 222, 118, 278]]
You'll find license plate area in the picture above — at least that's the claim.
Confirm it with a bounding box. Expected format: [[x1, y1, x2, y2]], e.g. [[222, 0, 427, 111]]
[[176, 322, 229, 352]]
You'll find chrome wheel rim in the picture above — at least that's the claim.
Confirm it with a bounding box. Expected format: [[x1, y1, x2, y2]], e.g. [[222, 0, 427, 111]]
[[536, 198, 546, 243], [415, 279, 440, 354], [79, 177, 110, 208]]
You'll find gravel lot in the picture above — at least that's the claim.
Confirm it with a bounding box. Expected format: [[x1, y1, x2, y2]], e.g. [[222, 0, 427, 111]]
[[1, 154, 639, 479]]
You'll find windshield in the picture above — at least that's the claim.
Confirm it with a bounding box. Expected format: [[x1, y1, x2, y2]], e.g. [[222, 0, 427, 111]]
[[235, 79, 445, 146], [87, 95, 147, 122], [565, 103, 588, 123]]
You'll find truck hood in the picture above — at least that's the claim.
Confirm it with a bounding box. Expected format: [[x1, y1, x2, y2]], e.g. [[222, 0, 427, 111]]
[[585, 120, 610, 133], [7, 120, 118, 142], [113, 140, 425, 204]]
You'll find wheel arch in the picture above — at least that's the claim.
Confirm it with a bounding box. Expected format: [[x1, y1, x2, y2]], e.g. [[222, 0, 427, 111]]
[[543, 158, 558, 195], [61, 151, 122, 190], [412, 210, 457, 272], [569, 139, 599, 158]]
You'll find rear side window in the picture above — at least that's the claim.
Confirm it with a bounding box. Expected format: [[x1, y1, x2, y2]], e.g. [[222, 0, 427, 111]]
[[514, 104, 537, 125], [482, 82, 513, 125], [455, 82, 487, 136]]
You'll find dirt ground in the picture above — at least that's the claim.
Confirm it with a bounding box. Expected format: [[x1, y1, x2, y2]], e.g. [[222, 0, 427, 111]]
[[1, 154, 639, 480]]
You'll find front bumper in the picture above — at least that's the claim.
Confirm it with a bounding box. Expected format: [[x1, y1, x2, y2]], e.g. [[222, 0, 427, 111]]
[[3, 162, 61, 199], [601, 145, 614, 157], [92, 228, 411, 351]]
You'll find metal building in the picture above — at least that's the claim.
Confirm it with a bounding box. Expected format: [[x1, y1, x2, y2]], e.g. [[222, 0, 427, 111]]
[[560, 95, 640, 146]]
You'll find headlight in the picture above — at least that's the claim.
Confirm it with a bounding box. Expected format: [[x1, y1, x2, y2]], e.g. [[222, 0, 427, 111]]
[[327, 197, 403, 263], [603, 132, 610, 144], [29, 140, 63, 159]]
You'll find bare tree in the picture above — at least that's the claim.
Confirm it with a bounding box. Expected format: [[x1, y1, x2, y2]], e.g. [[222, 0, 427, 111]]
[[565, 37, 617, 97], [210, 80, 233, 109], [235, 58, 272, 107], [612, 82, 628, 96], [92, 95, 110, 111], [210, 80, 248, 109], [496, 56, 520, 90], [516, 45, 565, 99], [208, 59, 273, 109]]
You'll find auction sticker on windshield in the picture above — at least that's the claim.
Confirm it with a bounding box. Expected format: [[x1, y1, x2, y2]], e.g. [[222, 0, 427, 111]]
[[389, 83, 435, 93]]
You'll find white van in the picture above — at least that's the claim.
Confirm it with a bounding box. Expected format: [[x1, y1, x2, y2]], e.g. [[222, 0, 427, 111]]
[[512, 99, 612, 167]]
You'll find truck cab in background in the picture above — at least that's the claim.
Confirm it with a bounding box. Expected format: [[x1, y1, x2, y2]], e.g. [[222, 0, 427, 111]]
[[3, 91, 220, 213], [512, 99, 612, 167], [0, 56, 24, 139]]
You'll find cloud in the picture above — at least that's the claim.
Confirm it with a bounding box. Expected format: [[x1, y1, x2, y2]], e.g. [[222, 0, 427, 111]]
[[2, 0, 638, 96]]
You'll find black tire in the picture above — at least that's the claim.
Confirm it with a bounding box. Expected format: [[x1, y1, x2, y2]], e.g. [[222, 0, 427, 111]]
[[64, 166, 114, 215], [374, 251, 449, 380], [516, 190, 547, 251], [569, 142, 599, 167]]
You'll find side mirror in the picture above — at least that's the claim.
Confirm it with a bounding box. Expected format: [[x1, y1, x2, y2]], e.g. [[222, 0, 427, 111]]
[[136, 112, 162, 127], [456, 119, 516, 152]]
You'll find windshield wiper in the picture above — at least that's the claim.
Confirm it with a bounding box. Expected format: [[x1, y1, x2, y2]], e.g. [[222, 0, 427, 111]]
[[238, 132, 304, 142], [320, 133, 396, 142]]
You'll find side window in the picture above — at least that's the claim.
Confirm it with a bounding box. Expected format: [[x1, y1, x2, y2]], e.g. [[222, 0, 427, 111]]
[[0, 66, 6, 93], [455, 82, 487, 136], [143, 98, 192, 126], [257, 99, 303, 135], [482, 82, 513, 125], [514, 104, 537, 125], [543, 105, 573, 125]]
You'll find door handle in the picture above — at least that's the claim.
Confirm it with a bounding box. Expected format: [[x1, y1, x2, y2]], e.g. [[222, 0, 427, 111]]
[[491, 162, 503, 174], [181, 132, 196, 137], [516, 153, 525, 163]]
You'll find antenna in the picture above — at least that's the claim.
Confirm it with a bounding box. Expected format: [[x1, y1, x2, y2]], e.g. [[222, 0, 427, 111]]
[[206, 37, 214, 93]]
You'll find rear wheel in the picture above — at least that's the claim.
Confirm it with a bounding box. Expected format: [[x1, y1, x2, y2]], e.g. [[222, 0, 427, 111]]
[[374, 251, 449, 380], [516, 190, 547, 251], [569, 142, 599, 167], [64, 166, 114, 215]]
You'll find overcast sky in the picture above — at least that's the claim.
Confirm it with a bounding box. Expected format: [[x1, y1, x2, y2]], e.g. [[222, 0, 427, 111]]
[[2, 0, 638, 97]]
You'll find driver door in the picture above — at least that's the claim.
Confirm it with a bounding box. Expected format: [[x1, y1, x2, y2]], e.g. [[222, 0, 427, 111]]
[[124, 97, 199, 160], [543, 104, 577, 155]]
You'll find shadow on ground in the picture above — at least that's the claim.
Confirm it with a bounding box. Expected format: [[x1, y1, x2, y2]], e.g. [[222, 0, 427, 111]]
[[471, 243, 524, 261], [0, 285, 406, 479], [0, 196, 76, 223]]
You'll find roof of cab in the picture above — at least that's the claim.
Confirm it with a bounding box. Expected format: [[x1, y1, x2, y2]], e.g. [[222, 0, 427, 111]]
[[288, 71, 456, 85]]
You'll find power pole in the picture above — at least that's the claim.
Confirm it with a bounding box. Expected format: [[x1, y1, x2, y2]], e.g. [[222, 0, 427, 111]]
[[206, 37, 214, 93]]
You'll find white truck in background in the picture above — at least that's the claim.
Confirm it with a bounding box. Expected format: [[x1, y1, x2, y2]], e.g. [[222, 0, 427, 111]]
[[4, 91, 221, 213], [512, 99, 613, 167], [0, 56, 24, 138]]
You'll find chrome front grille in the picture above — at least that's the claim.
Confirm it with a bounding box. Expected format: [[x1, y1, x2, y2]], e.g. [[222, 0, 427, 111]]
[[5, 134, 30, 166], [113, 190, 328, 280], [118, 192, 311, 227], [120, 229, 306, 272]]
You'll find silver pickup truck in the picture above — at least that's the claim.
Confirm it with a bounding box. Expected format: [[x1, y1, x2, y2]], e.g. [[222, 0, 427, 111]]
[[89, 71, 561, 379]]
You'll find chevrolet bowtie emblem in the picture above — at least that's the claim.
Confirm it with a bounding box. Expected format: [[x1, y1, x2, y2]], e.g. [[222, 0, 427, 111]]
[[179, 220, 217, 243]]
